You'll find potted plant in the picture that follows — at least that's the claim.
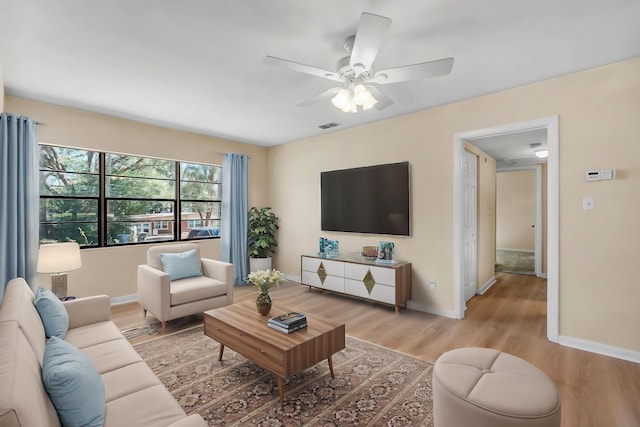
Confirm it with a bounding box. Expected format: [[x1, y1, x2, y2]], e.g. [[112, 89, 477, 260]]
[[248, 207, 279, 272]]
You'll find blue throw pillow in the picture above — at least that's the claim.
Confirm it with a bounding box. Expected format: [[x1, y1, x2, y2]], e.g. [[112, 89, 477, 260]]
[[34, 287, 69, 339], [160, 249, 203, 281], [42, 337, 105, 427]]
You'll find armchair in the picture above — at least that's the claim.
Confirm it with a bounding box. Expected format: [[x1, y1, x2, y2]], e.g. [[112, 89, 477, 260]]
[[137, 243, 233, 332]]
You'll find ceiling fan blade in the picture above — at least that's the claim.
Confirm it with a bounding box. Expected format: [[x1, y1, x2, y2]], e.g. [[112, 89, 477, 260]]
[[263, 56, 342, 82], [374, 57, 454, 84], [297, 87, 341, 107], [366, 86, 394, 110], [349, 13, 392, 74]]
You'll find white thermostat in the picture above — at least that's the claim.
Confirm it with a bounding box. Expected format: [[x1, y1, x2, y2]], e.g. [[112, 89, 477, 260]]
[[586, 169, 616, 182]]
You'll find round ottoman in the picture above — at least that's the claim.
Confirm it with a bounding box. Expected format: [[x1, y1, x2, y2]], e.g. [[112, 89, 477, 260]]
[[433, 348, 561, 427]]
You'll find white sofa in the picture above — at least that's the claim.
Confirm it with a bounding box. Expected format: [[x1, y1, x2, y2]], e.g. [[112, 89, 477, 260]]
[[0, 278, 207, 427]]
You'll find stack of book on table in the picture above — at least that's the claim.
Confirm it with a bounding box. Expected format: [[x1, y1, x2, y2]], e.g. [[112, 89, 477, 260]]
[[267, 312, 307, 334]]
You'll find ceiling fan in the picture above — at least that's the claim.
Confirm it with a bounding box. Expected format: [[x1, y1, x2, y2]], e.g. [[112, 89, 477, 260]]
[[263, 12, 454, 113]]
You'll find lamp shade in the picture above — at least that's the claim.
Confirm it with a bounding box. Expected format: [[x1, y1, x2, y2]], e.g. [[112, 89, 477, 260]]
[[37, 242, 82, 274]]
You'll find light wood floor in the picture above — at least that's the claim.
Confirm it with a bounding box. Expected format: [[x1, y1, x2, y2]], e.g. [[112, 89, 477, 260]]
[[112, 272, 640, 427]]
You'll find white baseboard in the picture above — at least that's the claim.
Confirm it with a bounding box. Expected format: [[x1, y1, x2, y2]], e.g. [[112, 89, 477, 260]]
[[477, 276, 497, 295], [110, 294, 137, 306], [558, 335, 640, 364], [407, 300, 458, 319], [284, 274, 301, 283]]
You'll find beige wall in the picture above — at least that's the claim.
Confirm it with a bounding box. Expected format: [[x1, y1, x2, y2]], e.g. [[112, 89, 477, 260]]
[[464, 144, 497, 289], [269, 57, 640, 352], [496, 170, 536, 251], [4, 96, 269, 299]]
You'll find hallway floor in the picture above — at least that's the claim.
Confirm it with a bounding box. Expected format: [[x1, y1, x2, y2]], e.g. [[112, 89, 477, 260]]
[[496, 249, 535, 275]]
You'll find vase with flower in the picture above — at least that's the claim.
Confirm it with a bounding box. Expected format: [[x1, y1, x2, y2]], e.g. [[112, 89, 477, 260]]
[[246, 269, 284, 315]]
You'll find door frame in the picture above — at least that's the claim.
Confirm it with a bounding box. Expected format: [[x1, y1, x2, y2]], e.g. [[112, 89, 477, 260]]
[[497, 164, 543, 278], [462, 149, 478, 302], [453, 116, 559, 342]]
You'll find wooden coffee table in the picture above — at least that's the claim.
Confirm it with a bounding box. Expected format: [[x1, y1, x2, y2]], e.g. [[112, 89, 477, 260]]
[[203, 301, 346, 407]]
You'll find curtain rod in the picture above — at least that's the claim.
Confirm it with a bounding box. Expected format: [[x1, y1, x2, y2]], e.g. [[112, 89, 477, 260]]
[[0, 114, 43, 125]]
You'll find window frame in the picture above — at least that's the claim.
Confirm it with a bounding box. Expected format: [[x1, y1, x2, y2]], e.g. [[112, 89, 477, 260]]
[[38, 144, 222, 247]]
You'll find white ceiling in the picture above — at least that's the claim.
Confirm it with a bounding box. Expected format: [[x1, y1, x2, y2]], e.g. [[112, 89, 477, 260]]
[[1, 0, 639, 147], [471, 129, 548, 170]]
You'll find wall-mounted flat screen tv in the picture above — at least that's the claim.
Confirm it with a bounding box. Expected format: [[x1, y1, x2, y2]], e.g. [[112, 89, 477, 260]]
[[321, 161, 410, 236]]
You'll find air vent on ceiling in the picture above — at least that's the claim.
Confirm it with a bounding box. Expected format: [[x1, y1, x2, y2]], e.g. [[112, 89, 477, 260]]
[[318, 122, 341, 130]]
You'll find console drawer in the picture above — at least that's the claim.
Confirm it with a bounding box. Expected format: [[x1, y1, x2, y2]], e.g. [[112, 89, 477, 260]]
[[344, 278, 395, 304], [344, 263, 396, 287]]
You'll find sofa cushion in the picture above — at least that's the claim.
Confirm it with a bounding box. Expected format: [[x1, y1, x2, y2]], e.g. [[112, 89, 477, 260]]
[[160, 250, 203, 281], [0, 322, 61, 427], [101, 361, 162, 403], [64, 321, 124, 350], [0, 279, 47, 362], [170, 276, 227, 306], [34, 287, 69, 339], [42, 336, 105, 427], [78, 338, 143, 374], [105, 384, 185, 427]]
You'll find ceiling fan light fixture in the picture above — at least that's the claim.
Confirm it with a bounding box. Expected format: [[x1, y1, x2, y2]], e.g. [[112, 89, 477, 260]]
[[341, 101, 358, 113], [357, 86, 378, 110], [534, 149, 549, 158], [331, 84, 377, 113], [353, 84, 369, 104], [331, 88, 351, 110]]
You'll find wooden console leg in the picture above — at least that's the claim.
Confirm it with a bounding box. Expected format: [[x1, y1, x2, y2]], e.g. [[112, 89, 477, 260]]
[[328, 355, 335, 378], [218, 344, 225, 361], [277, 376, 284, 407], [161, 321, 167, 333]]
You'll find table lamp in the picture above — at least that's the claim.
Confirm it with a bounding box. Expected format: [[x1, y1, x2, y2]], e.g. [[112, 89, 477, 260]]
[[37, 242, 82, 299]]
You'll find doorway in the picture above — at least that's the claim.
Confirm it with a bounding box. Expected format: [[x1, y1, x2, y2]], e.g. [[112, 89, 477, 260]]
[[453, 116, 559, 343], [494, 165, 543, 277]]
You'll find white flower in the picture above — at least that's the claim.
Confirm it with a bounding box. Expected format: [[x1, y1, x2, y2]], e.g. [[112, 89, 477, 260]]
[[246, 269, 284, 293]]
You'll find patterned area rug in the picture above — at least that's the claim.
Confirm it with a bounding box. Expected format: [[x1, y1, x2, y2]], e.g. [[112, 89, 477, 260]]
[[122, 324, 159, 340], [133, 325, 434, 426]]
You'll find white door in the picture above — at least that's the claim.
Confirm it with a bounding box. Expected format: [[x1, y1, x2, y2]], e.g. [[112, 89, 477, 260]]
[[463, 150, 478, 302]]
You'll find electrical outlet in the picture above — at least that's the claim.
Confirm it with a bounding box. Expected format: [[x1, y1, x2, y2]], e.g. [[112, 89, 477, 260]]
[[428, 280, 436, 289]]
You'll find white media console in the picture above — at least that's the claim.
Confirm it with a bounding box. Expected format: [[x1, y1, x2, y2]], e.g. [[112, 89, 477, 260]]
[[300, 254, 412, 312]]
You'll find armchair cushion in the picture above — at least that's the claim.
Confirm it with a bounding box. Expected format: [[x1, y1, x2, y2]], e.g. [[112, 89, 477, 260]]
[[160, 250, 203, 281], [170, 276, 228, 306]]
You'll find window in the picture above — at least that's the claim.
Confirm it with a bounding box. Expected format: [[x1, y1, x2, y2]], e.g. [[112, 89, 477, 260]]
[[180, 162, 222, 240], [38, 145, 222, 247], [156, 220, 169, 230], [39, 146, 100, 246], [105, 153, 176, 244]]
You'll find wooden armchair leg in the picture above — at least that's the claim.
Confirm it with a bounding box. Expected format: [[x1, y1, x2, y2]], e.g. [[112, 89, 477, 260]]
[[142, 308, 147, 317]]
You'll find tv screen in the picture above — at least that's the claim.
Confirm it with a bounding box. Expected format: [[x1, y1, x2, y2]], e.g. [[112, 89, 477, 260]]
[[321, 162, 410, 236]]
